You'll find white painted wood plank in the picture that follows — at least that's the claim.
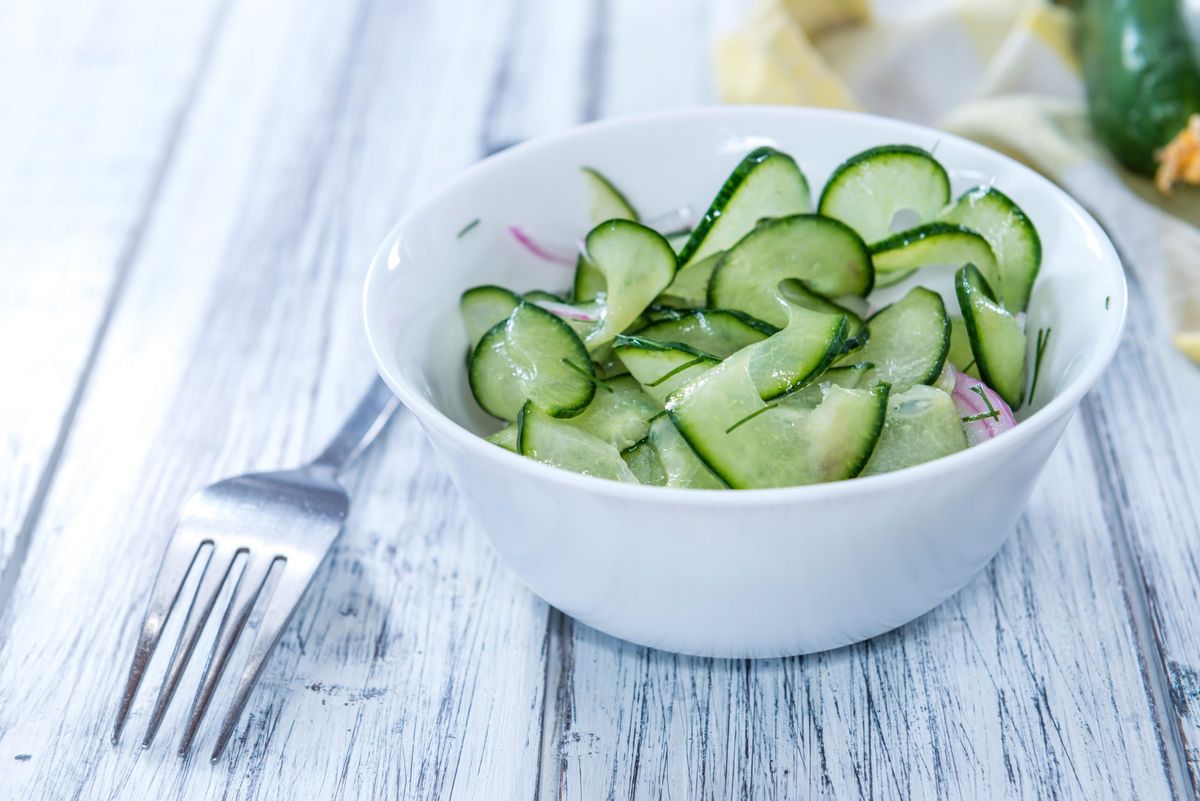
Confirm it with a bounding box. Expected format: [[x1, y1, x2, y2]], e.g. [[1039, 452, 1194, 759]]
[[546, 418, 1176, 800], [1079, 279, 1200, 796], [0, 0, 225, 574], [0, 0, 561, 798]]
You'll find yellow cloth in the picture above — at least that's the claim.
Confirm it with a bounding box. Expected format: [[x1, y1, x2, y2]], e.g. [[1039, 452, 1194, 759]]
[[716, 0, 1200, 362]]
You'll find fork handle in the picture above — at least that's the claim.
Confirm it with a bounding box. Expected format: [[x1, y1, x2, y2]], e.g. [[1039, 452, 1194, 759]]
[[312, 376, 402, 472]]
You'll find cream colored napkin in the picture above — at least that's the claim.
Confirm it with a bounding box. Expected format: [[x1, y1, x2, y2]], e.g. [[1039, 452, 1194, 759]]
[[716, 0, 1200, 362]]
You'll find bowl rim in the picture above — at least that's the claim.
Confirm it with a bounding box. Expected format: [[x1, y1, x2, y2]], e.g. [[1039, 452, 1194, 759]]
[[363, 105, 1127, 505]]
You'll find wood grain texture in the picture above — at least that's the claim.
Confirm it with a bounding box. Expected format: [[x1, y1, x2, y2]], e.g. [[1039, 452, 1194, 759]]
[[0, 0, 227, 581], [1077, 241, 1200, 797], [0, 0, 552, 798]]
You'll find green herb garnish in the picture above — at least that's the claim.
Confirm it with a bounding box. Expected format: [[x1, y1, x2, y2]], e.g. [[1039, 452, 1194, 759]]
[[1105, 295, 1111, 310], [646, 356, 708, 387], [1028, 327, 1052, 403], [961, 384, 1000, 423], [457, 218, 480, 238], [962, 358, 976, 373], [725, 404, 777, 434], [560, 358, 614, 393]]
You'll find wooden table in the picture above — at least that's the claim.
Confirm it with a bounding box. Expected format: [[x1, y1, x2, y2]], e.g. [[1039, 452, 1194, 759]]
[[3, 1, 1200, 798]]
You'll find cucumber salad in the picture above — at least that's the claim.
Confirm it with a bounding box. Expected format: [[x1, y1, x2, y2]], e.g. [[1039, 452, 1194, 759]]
[[460, 144, 1045, 489]]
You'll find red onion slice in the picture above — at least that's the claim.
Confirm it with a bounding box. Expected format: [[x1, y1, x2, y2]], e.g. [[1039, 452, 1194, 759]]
[[509, 226, 579, 266], [950, 367, 1016, 445]]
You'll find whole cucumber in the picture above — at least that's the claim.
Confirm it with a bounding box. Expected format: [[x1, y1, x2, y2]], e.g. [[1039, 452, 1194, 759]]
[[1081, 0, 1200, 176]]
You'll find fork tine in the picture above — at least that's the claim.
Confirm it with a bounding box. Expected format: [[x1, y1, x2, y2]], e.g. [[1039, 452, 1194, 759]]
[[141, 543, 239, 748], [177, 553, 276, 757], [209, 553, 327, 762], [112, 532, 205, 745]]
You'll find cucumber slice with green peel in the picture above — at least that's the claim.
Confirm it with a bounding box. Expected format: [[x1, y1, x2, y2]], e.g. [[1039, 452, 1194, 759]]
[[858, 385, 968, 476], [572, 254, 606, 304], [956, 263, 1027, 408], [870, 223, 1001, 293], [677, 147, 811, 269], [613, 336, 719, 404], [633, 309, 776, 358], [486, 423, 519, 452], [461, 285, 522, 350], [621, 439, 667, 485], [742, 303, 848, 401], [582, 166, 638, 224], [776, 361, 875, 412], [670, 363, 888, 488], [581, 219, 677, 348], [524, 289, 568, 304], [818, 144, 951, 244], [946, 315, 979, 376], [517, 402, 639, 482], [469, 302, 596, 421], [657, 251, 721, 307], [559, 374, 659, 451], [850, 287, 950, 394], [647, 417, 725, 489], [708, 214, 874, 327], [778, 279, 867, 351], [939, 185, 1042, 312]]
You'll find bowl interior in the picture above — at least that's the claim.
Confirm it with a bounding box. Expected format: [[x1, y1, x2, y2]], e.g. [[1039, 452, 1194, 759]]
[[365, 108, 1125, 448]]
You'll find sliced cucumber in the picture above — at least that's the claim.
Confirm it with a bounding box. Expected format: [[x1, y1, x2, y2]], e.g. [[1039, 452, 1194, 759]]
[[677, 147, 811, 269], [666, 300, 847, 415], [657, 251, 721, 307], [581, 219, 677, 348], [524, 289, 567, 303], [486, 423, 519, 452], [461, 285, 521, 350], [647, 417, 725, 489], [818, 144, 951, 244], [517, 402, 638, 482], [946, 315, 978, 375], [633, 309, 775, 358], [613, 336, 718, 404], [572, 254, 606, 304], [956, 263, 1026, 408], [582, 166, 638, 224], [560, 374, 658, 451], [859, 385, 967, 476], [776, 361, 875, 412], [670, 364, 888, 488], [708, 215, 874, 327], [621, 439, 667, 485], [939, 185, 1042, 312], [745, 304, 847, 400], [850, 287, 949, 394], [870, 223, 1001, 292], [469, 302, 595, 421], [778, 279, 867, 351]]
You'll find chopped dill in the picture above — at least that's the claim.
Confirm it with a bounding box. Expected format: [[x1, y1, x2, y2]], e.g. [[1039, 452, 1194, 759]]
[[1028, 327, 1052, 403], [457, 218, 480, 238], [646, 356, 707, 387], [725, 404, 777, 434], [560, 358, 614, 393], [961, 384, 1000, 423], [1105, 295, 1111, 310]]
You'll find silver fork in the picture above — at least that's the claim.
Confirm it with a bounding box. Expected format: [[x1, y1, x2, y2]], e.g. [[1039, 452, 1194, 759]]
[[112, 377, 400, 762]]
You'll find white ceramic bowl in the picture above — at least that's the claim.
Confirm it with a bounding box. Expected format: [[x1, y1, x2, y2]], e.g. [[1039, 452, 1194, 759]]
[[363, 107, 1126, 658]]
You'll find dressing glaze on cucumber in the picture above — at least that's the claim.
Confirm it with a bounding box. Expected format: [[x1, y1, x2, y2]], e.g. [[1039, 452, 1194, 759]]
[[462, 145, 1045, 487]]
